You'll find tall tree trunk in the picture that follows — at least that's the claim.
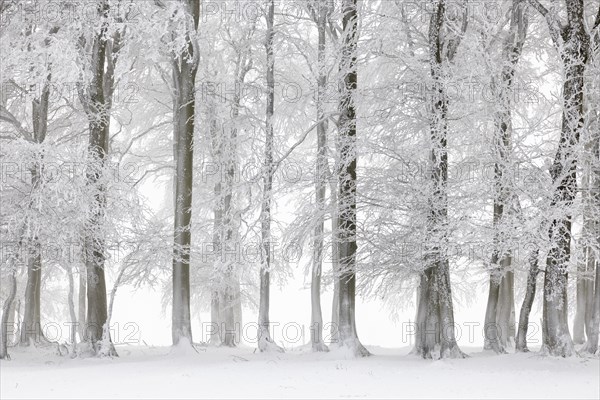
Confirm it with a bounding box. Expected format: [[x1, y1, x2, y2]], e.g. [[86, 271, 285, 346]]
[[335, 0, 368, 357], [258, 0, 282, 352], [20, 230, 44, 346], [309, 0, 331, 353], [497, 269, 516, 347], [483, 0, 527, 354], [528, 0, 590, 357], [210, 40, 252, 347], [330, 183, 340, 344], [414, 0, 467, 360], [581, 76, 599, 354], [574, 143, 596, 344], [171, 0, 200, 347], [20, 57, 53, 346], [78, 270, 86, 342], [66, 266, 77, 344], [80, 0, 121, 356], [516, 250, 540, 352], [0, 268, 17, 360]]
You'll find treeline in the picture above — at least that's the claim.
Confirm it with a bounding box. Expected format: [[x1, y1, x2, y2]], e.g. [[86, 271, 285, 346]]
[[0, 0, 598, 360]]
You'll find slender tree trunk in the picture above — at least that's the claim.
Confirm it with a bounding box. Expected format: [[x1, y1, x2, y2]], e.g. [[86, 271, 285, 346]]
[[484, 257, 504, 353], [497, 269, 516, 347], [20, 64, 52, 346], [483, 0, 527, 354], [334, 0, 369, 357], [171, 0, 199, 347], [527, 0, 590, 358], [414, 0, 467, 360], [582, 80, 599, 354], [330, 187, 340, 344], [575, 123, 598, 345], [216, 44, 252, 347], [257, 0, 282, 352], [309, 2, 331, 353], [78, 270, 86, 342], [66, 267, 77, 344], [80, 1, 121, 356], [516, 250, 540, 352], [20, 233, 44, 346], [0, 268, 17, 360], [583, 254, 599, 354]]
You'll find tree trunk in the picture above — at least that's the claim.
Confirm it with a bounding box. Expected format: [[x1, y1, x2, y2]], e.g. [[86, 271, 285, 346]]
[[81, 0, 121, 356], [583, 255, 599, 354], [330, 188, 340, 345], [78, 270, 86, 342], [414, 0, 466, 360], [309, 1, 331, 353], [497, 269, 516, 347], [575, 125, 598, 345], [334, 0, 369, 357], [0, 268, 17, 360], [257, 0, 282, 353], [20, 65, 52, 347], [171, 0, 199, 347], [20, 232, 44, 346], [483, 0, 527, 354], [516, 250, 540, 352], [581, 80, 599, 354], [210, 40, 252, 347], [66, 267, 77, 344], [540, 2, 589, 357]]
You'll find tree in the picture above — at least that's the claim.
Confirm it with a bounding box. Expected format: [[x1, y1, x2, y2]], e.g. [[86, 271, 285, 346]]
[[208, 15, 255, 347], [168, 0, 200, 346], [77, 0, 124, 356], [414, 0, 468, 359], [516, 248, 541, 352], [306, 0, 335, 353], [334, 0, 369, 357], [483, 0, 528, 354], [527, 0, 595, 357], [257, 0, 283, 352]]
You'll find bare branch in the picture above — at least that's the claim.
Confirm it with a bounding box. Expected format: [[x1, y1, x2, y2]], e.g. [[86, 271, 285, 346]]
[[0, 105, 33, 141]]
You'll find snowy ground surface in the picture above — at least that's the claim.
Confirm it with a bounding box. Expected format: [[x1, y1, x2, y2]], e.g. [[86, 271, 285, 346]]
[[1, 344, 598, 399]]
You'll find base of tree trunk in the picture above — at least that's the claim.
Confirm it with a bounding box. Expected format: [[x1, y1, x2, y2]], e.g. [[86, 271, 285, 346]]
[[18, 333, 51, 348], [336, 338, 370, 358], [257, 336, 284, 353], [414, 343, 468, 360], [540, 340, 575, 358], [312, 341, 329, 352]]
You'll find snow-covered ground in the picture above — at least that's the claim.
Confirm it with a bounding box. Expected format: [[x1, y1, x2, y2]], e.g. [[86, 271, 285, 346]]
[[1, 345, 598, 399]]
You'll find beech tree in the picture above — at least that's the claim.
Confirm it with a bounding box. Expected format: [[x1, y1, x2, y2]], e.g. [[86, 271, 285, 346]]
[[414, 0, 468, 359], [334, 0, 369, 357], [527, 0, 596, 357], [482, 0, 529, 354], [167, 0, 200, 346]]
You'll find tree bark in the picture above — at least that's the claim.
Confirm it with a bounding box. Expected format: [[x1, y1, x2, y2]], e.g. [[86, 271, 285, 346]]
[[80, 0, 121, 356], [209, 37, 252, 347], [414, 0, 467, 360], [20, 56, 52, 346], [516, 250, 540, 352], [309, 0, 332, 353], [0, 268, 17, 360], [171, 0, 200, 347], [20, 231, 44, 346], [334, 0, 369, 357], [78, 270, 86, 342], [66, 266, 77, 344], [257, 0, 282, 352], [528, 0, 590, 357], [483, 0, 527, 354]]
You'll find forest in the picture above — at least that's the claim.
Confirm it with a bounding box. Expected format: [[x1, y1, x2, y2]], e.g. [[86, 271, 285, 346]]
[[0, 0, 599, 398]]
